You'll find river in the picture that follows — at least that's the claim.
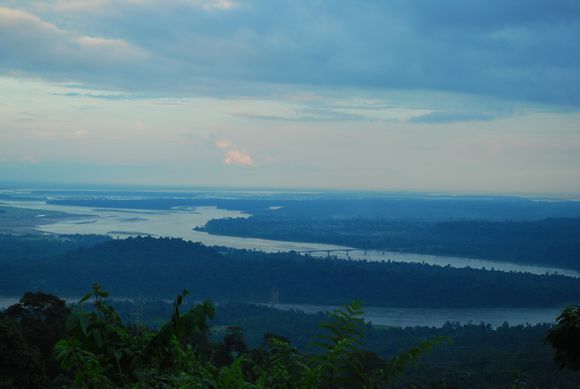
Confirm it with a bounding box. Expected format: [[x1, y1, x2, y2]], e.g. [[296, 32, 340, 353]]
[[4, 199, 579, 278], [271, 303, 560, 328], [2, 197, 574, 327], [0, 296, 559, 328]]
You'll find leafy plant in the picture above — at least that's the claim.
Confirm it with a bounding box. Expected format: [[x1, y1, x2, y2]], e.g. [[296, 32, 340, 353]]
[[545, 305, 580, 370], [54, 286, 447, 388]]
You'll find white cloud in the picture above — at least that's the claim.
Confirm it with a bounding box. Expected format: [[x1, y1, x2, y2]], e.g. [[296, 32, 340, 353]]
[[2, 1, 578, 106], [0, 7, 57, 31], [215, 139, 253, 166], [224, 149, 253, 166], [0, 6, 146, 80]]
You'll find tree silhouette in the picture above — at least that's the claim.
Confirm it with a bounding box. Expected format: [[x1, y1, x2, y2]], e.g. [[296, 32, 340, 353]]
[[545, 305, 580, 370]]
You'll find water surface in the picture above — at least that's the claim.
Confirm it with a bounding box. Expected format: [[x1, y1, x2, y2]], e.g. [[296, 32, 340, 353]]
[[4, 199, 579, 278], [271, 303, 560, 328], [0, 295, 558, 328]]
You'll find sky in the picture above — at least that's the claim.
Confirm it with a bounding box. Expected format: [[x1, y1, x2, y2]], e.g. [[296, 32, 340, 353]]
[[0, 0, 579, 194]]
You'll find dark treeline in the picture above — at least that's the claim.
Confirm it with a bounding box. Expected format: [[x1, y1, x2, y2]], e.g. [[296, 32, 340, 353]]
[[111, 299, 580, 388], [45, 194, 580, 221], [0, 205, 77, 234], [1, 289, 446, 388], [1, 236, 579, 308], [200, 216, 580, 270], [2, 291, 579, 388], [0, 234, 111, 264]]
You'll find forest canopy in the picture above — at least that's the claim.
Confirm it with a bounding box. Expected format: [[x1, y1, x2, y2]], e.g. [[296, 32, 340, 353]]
[[1, 235, 579, 308]]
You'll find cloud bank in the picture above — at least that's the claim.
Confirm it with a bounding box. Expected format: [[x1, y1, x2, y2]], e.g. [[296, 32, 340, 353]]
[[0, 1, 578, 107]]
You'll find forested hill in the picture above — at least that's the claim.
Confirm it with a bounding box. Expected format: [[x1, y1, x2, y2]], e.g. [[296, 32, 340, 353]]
[[0, 234, 110, 262], [199, 217, 580, 270], [1, 236, 579, 308], [3, 291, 579, 388]]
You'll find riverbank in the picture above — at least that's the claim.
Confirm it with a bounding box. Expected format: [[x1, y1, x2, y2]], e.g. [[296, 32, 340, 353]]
[[0, 204, 86, 235], [3, 199, 578, 278]]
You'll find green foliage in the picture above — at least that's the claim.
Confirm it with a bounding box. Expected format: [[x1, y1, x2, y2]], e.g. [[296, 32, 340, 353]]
[[0, 317, 48, 388], [1, 291, 71, 384], [142, 289, 215, 368], [545, 305, 580, 370], [260, 336, 310, 388], [201, 215, 580, 270], [311, 301, 368, 387], [55, 284, 132, 387], [4, 236, 579, 308], [310, 301, 450, 388], [3, 287, 578, 387], [51, 287, 443, 388], [386, 336, 450, 382], [54, 284, 218, 388]]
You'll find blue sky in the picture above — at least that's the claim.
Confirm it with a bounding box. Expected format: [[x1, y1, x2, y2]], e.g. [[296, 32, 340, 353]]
[[1, 0, 579, 193]]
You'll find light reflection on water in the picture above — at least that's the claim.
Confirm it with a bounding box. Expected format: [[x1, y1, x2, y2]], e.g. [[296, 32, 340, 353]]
[[0, 296, 559, 328], [270, 303, 560, 328], [5, 200, 579, 278], [1, 198, 571, 327]]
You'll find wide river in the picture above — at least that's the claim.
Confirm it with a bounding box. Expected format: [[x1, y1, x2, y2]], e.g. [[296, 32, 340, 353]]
[[6, 199, 578, 278], [1, 199, 575, 327]]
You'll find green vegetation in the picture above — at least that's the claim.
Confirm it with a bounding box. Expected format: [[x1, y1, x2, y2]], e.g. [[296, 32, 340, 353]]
[[0, 292, 71, 387], [1, 233, 579, 386], [110, 299, 580, 387], [0, 234, 110, 263], [2, 286, 445, 388], [545, 305, 580, 370], [2, 288, 579, 388], [1, 236, 579, 308], [199, 216, 580, 271]]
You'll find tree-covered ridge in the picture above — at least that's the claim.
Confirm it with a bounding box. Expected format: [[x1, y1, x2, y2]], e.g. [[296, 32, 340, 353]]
[[2, 289, 579, 388], [0, 234, 110, 263], [2, 287, 446, 388], [199, 216, 580, 270], [545, 305, 580, 371], [1, 236, 579, 308]]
